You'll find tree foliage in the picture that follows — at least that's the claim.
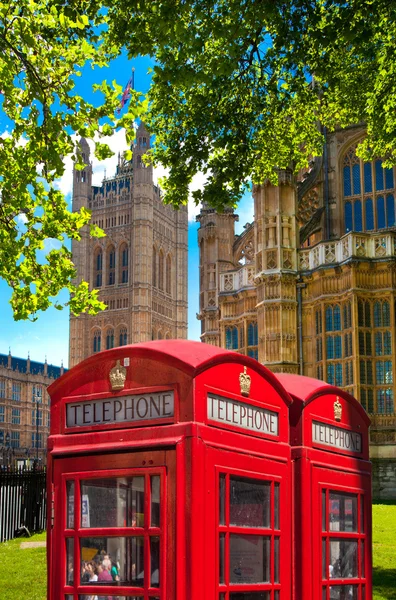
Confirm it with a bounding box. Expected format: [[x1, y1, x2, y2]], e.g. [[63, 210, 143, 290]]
[[0, 0, 144, 320], [1, 0, 396, 319], [107, 0, 396, 210]]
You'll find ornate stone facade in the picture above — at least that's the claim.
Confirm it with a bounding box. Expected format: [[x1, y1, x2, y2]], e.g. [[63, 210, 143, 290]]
[[197, 126, 396, 498], [69, 124, 188, 368]]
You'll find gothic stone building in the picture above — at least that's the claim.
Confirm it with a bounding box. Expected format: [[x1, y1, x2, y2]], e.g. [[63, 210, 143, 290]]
[[69, 123, 188, 368], [197, 125, 396, 499], [0, 351, 65, 466]]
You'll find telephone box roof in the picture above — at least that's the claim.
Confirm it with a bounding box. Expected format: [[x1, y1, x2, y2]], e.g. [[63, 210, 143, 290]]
[[275, 373, 370, 425], [49, 340, 292, 405]]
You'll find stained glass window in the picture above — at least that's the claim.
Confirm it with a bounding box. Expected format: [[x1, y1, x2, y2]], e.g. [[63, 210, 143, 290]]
[[334, 306, 341, 331], [335, 363, 343, 386], [326, 307, 333, 332], [364, 163, 372, 193], [345, 202, 353, 232], [327, 364, 335, 385], [386, 195, 395, 227], [354, 200, 363, 231], [377, 196, 385, 228], [335, 336, 342, 359], [352, 163, 361, 195], [385, 167, 394, 190], [344, 166, 352, 197], [344, 146, 396, 233], [375, 160, 384, 191], [365, 198, 374, 230]]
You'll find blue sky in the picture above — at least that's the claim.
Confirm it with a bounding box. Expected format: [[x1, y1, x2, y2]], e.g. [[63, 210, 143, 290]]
[[0, 53, 254, 367]]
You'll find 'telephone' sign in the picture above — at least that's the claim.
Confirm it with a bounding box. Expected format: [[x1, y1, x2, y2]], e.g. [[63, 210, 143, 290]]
[[208, 394, 278, 436], [66, 391, 174, 428], [312, 420, 362, 453]]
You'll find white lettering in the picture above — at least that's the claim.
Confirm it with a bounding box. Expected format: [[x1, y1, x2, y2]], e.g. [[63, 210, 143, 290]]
[[312, 421, 362, 453], [66, 392, 175, 428], [207, 394, 279, 436]]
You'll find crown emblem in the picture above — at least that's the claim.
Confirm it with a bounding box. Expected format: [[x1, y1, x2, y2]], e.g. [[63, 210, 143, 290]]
[[239, 366, 251, 397], [334, 398, 342, 422], [109, 360, 127, 391]]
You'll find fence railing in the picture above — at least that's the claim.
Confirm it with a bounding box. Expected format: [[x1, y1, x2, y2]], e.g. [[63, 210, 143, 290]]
[[0, 465, 47, 542]]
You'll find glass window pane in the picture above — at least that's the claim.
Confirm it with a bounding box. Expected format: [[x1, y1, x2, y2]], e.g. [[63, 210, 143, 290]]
[[67, 481, 75, 529], [322, 588, 327, 600], [274, 482, 280, 530], [376, 160, 384, 191], [66, 538, 74, 585], [377, 196, 385, 228], [329, 493, 357, 532], [322, 490, 326, 532], [219, 533, 225, 583], [364, 163, 372, 193], [365, 198, 374, 230], [344, 166, 352, 197], [345, 202, 353, 233], [151, 536, 160, 587], [329, 540, 358, 578], [361, 539, 365, 578], [151, 476, 160, 527], [322, 539, 327, 579], [385, 167, 394, 189], [354, 200, 362, 232], [274, 537, 280, 583], [229, 477, 270, 528], [220, 474, 226, 525], [360, 498, 364, 533], [387, 194, 395, 227], [80, 477, 145, 528], [352, 164, 361, 195], [229, 535, 270, 583], [80, 537, 144, 586], [328, 585, 358, 600]]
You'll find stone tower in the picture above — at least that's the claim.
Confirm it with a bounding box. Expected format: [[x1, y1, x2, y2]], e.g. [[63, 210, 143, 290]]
[[253, 170, 299, 373], [196, 204, 238, 346], [69, 124, 188, 368]]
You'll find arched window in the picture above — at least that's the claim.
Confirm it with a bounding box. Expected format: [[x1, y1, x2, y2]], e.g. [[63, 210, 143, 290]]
[[343, 145, 396, 232], [93, 330, 101, 353], [166, 254, 172, 295], [248, 322, 258, 346], [120, 244, 128, 284], [106, 329, 114, 350], [119, 327, 127, 346], [108, 246, 116, 285], [225, 326, 238, 350], [158, 330, 163, 340], [94, 249, 103, 287], [152, 247, 157, 288], [158, 250, 164, 291]]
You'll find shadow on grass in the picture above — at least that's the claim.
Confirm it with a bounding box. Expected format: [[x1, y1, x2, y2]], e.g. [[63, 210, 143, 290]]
[[373, 566, 396, 600]]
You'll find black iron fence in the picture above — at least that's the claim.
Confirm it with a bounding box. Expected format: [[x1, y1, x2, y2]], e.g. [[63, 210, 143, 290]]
[[0, 465, 47, 542]]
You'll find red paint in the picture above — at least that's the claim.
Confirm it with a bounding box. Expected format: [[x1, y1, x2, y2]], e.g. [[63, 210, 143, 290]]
[[276, 373, 372, 600], [46, 341, 371, 600]]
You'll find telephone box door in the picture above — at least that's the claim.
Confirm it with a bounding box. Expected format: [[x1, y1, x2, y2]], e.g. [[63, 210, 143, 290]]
[[205, 446, 291, 600], [51, 449, 176, 600], [312, 467, 372, 600]]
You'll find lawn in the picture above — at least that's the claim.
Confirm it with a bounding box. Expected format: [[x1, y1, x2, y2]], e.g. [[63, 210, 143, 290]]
[[0, 505, 395, 599], [373, 503, 396, 600]]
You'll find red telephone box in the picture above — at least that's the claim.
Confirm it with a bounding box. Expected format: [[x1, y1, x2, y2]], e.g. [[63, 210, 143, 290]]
[[47, 340, 293, 600], [276, 374, 372, 600]]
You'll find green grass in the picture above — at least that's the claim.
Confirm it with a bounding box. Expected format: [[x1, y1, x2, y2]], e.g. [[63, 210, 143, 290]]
[[373, 503, 396, 600], [0, 506, 395, 599], [0, 532, 47, 600]]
